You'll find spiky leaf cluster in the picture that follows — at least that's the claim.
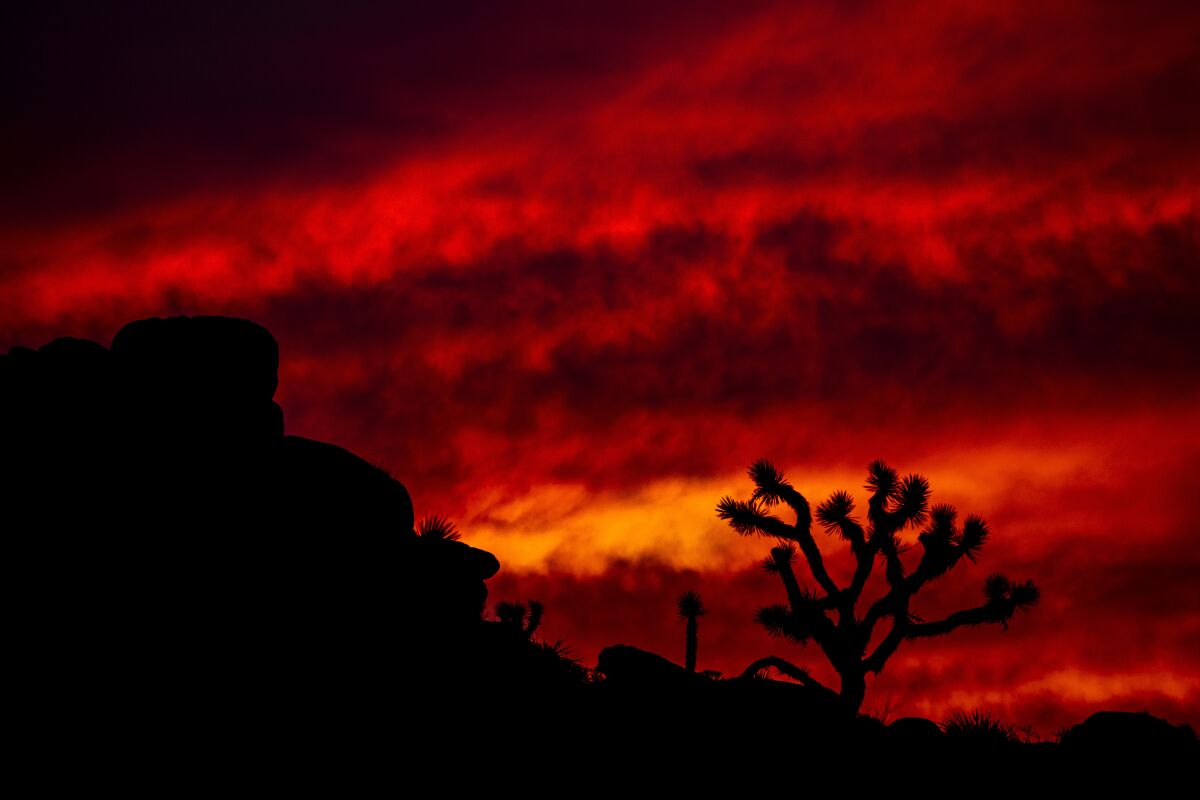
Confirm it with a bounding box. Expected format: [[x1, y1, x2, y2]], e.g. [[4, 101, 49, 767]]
[[716, 496, 784, 537], [754, 604, 811, 645], [815, 490, 865, 544], [416, 515, 461, 541], [676, 590, 707, 620], [915, 505, 993, 581], [761, 542, 797, 574], [984, 575, 1041, 609], [748, 459, 790, 507]]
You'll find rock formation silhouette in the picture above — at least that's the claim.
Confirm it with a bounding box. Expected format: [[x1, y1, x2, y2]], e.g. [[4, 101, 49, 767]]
[[1059, 711, 1199, 761], [1, 315, 516, 735]]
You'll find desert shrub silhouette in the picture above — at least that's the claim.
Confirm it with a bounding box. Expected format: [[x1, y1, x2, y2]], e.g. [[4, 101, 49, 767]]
[[718, 459, 1040, 716], [942, 709, 1018, 744], [487, 598, 588, 689]]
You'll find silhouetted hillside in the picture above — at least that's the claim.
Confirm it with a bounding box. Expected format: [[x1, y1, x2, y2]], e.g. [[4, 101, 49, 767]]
[[4, 316, 1195, 779], [2, 316, 539, 728]]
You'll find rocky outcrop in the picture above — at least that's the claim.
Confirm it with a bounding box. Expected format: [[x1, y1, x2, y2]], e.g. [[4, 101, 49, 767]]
[[887, 716, 945, 741], [597, 644, 703, 685], [1059, 711, 1199, 759], [2, 315, 503, 721]]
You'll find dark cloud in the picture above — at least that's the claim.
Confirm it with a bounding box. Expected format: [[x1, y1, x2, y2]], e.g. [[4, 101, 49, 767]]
[[198, 209, 1198, 503], [694, 53, 1200, 188], [1, 0, 762, 225]]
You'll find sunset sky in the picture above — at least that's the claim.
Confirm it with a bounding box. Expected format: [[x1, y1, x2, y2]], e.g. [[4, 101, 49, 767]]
[[5, 1, 1199, 733]]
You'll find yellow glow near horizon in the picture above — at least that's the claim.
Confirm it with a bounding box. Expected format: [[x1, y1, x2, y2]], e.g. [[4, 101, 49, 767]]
[[460, 440, 1124, 576]]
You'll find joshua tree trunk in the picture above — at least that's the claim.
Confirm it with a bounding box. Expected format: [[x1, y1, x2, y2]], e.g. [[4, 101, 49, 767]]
[[839, 668, 867, 715], [676, 590, 706, 674], [685, 617, 698, 673]]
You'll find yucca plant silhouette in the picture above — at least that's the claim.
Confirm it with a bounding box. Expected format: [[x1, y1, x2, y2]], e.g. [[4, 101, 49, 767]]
[[942, 709, 1018, 744], [676, 590, 706, 673], [718, 459, 1040, 716], [416, 515, 462, 541]]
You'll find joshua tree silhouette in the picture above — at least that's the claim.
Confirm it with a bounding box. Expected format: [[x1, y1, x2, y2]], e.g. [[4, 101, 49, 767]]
[[676, 590, 706, 673], [717, 459, 1040, 716], [496, 600, 544, 639]]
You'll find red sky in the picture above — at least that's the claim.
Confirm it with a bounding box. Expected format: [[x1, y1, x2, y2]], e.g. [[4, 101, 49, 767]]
[[4, 1, 1199, 734]]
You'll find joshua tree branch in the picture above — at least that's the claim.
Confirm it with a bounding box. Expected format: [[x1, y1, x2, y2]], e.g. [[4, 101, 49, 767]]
[[905, 576, 1040, 639], [771, 573, 840, 647], [878, 535, 908, 592], [738, 656, 836, 697], [862, 614, 908, 674], [845, 538, 879, 603], [775, 485, 813, 535], [775, 560, 809, 613], [794, 534, 841, 599], [774, 495, 842, 599], [801, 604, 839, 648], [905, 604, 1009, 639], [751, 515, 798, 541], [904, 547, 964, 595], [904, 564, 938, 595], [861, 582, 907, 636], [830, 517, 866, 549], [745, 464, 841, 598]]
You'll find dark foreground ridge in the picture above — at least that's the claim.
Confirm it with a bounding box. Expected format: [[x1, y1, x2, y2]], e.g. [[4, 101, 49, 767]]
[[3, 318, 532, 711], [4, 316, 1195, 779]]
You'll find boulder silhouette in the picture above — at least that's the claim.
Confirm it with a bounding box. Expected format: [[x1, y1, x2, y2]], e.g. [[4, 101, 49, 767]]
[[272, 434, 413, 531], [3, 315, 504, 731], [888, 716, 945, 740], [112, 315, 280, 402], [598, 644, 702, 685], [1059, 711, 1198, 759]]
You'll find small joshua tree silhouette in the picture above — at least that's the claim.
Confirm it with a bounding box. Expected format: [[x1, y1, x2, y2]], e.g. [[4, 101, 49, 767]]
[[676, 590, 706, 673], [496, 600, 544, 639], [717, 459, 1040, 716]]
